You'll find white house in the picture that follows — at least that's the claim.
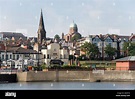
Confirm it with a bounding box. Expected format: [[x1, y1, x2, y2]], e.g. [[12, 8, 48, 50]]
[[0, 47, 40, 69], [41, 42, 69, 66]]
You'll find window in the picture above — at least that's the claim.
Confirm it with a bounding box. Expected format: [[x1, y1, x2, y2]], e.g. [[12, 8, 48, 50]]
[[47, 54, 49, 59], [17, 55, 19, 60], [10, 54, 12, 59], [64, 54, 66, 59], [44, 54, 46, 59], [54, 49, 56, 51], [24, 54, 29, 57], [60, 54, 62, 59], [13, 55, 15, 60], [6, 54, 8, 60], [109, 43, 111, 46], [2, 54, 4, 60], [53, 53, 57, 56]]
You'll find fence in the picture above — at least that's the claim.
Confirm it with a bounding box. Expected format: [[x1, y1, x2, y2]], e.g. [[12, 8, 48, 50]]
[[46, 66, 135, 71], [0, 69, 18, 74], [46, 66, 106, 71]]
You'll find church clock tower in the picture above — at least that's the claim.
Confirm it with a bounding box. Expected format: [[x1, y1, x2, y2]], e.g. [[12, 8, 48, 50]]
[[37, 9, 46, 44]]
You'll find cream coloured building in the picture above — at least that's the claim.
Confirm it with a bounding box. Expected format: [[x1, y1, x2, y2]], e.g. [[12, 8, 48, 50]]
[[41, 42, 69, 66]]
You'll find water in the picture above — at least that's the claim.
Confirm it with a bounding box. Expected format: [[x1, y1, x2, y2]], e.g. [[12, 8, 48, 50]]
[[0, 82, 135, 90]]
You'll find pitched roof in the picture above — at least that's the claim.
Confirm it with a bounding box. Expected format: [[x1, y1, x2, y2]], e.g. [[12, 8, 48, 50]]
[[0, 32, 27, 40], [7, 47, 39, 54], [114, 56, 135, 62]]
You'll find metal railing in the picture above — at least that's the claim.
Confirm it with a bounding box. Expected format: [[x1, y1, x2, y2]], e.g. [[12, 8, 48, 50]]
[[0, 69, 18, 74]]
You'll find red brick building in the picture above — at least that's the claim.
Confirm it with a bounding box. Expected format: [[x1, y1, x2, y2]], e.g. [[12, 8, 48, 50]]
[[0, 43, 5, 50], [115, 56, 135, 70]]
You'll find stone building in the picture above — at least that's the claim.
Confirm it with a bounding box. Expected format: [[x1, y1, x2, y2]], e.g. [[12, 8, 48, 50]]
[[64, 21, 82, 42], [37, 9, 46, 44]]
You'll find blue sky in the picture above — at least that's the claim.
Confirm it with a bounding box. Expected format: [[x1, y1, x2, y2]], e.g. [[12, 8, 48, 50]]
[[0, 0, 135, 38]]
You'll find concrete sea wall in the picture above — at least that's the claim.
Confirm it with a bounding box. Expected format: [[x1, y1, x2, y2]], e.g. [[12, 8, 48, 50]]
[[0, 74, 17, 82], [16, 70, 135, 82]]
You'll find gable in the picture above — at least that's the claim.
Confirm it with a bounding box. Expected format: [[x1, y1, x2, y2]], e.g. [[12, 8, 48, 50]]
[[92, 36, 101, 42], [104, 36, 113, 42]]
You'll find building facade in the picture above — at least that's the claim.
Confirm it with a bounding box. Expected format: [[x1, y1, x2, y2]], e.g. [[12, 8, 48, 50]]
[[0, 47, 40, 69], [76, 34, 130, 59], [41, 42, 69, 66]]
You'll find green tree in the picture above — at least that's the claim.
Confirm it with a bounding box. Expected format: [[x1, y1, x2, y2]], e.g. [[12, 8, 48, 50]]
[[71, 34, 82, 41], [90, 44, 100, 59], [104, 45, 116, 59], [54, 34, 60, 40], [128, 43, 135, 56], [81, 42, 100, 60]]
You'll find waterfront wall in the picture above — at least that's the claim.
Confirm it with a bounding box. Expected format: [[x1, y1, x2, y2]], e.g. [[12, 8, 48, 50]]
[[16, 70, 135, 82], [101, 70, 135, 81], [0, 74, 17, 82]]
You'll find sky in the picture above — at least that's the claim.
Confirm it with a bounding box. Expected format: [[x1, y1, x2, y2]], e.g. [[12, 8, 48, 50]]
[[0, 0, 135, 38]]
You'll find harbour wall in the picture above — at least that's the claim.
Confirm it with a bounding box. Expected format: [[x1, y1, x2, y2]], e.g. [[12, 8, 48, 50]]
[[0, 74, 17, 83], [16, 70, 135, 82]]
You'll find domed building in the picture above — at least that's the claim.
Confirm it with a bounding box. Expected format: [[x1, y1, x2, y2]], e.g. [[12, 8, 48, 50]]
[[64, 21, 82, 42]]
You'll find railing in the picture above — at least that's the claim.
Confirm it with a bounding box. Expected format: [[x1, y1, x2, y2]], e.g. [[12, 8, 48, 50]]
[[46, 66, 106, 71], [45, 66, 135, 71], [0, 69, 18, 74]]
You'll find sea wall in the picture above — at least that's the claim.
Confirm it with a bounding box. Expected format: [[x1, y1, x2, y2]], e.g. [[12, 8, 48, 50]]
[[16, 70, 135, 82], [0, 74, 17, 82]]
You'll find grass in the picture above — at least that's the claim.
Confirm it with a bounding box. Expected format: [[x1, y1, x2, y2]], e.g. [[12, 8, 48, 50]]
[[80, 60, 116, 69]]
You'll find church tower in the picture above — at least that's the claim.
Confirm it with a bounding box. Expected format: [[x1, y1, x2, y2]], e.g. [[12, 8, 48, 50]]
[[37, 9, 46, 44]]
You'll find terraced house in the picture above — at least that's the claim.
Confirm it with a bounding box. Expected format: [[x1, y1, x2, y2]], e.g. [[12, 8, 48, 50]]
[[76, 34, 131, 59]]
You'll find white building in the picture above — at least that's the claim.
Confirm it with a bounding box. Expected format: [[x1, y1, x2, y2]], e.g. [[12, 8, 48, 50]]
[[0, 47, 40, 69], [41, 42, 69, 66]]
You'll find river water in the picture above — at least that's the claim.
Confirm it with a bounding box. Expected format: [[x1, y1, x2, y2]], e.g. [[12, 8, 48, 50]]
[[0, 81, 135, 90]]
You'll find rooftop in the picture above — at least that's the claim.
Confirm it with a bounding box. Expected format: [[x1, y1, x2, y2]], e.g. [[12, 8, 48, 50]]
[[114, 56, 135, 62]]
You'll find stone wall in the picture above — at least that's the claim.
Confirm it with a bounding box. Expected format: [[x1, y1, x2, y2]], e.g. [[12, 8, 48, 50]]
[[16, 70, 135, 82], [0, 74, 17, 82], [17, 72, 27, 81]]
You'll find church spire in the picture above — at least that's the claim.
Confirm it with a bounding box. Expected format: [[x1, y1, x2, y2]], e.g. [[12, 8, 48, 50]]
[[37, 9, 46, 44], [39, 9, 45, 30]]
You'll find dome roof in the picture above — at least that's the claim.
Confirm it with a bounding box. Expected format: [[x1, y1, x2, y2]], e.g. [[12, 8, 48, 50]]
[[70, 22, 77, 28]]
